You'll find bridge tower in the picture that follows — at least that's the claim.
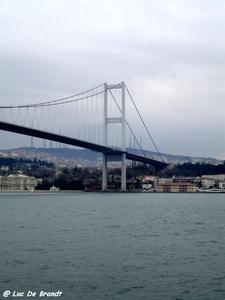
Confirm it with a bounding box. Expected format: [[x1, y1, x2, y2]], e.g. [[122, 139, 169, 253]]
[[102, 82, 126, 191]]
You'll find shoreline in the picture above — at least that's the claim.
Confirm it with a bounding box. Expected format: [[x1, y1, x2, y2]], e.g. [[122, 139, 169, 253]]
[[0, 190, 224, 194]]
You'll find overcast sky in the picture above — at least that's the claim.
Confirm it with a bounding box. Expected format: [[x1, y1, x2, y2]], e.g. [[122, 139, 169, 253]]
[[0, 0, 225, 159]]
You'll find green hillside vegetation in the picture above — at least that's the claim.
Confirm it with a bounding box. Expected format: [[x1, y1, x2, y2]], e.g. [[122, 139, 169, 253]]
[[0, 157, 224, 190], [162, 162, 225, 177]]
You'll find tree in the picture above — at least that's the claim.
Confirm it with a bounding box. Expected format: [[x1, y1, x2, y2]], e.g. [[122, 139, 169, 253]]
[[35, 179, 53, 190]]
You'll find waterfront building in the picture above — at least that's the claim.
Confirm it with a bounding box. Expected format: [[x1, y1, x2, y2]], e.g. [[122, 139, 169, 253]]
[[201, 174, 225, 181], [158, 178, 173, 184], [172, 176, 197, 183], [219, 182, 225, 189], [142, 183, 153, 191], [199, 177, 215, 188], [142, 175, 156, 182], [0, 174, 37, 191], [50, 185, 60, 192], [156, 182, 197, 193]]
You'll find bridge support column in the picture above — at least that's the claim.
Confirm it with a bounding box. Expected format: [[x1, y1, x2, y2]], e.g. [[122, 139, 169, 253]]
[[102, 154, 107, 191], [102, 82, 126, 191], [102, 153, 126, 191], [121, 153, 126, 191]]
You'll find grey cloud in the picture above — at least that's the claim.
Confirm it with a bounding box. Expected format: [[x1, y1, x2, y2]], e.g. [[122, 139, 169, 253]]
[[0, 0, 224, 158]]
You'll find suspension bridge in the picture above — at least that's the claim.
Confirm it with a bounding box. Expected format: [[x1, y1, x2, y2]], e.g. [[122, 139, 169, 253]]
[[0, 82, 168, 191]]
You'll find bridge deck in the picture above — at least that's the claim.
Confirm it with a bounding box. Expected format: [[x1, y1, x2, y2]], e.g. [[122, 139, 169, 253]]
[[0, 121, 168, 169]]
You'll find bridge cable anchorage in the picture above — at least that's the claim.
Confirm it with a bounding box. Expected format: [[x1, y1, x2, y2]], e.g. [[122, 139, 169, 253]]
[[0, 83, 105, 108], [125, 84, 165, 163], [108, 89, 146, 157]]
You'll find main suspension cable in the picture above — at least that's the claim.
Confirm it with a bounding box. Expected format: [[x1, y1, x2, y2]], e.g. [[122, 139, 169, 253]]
[[0, 83, 105, 109], [108, 89, 146, 157], [125, 84, 164, 162]]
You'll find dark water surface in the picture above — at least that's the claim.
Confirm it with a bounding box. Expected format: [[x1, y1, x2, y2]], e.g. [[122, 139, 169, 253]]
[[0, 193, 225, 300]]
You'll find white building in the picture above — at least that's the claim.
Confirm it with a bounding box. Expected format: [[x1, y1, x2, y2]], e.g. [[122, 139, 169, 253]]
[[142, 183, 153, 191], [199, 177, 215, 188], [201, 174, 225, 181], [50, 185, 60, 192], [142, 175, 156, 182], [219, 182, 225, 189], [157, 178, 173, 184], [0, 174, 37, 191]]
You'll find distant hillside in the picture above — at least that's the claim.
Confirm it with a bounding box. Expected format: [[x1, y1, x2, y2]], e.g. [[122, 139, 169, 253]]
[[20, 147, 100, 161], [0, 147, 222, 165]]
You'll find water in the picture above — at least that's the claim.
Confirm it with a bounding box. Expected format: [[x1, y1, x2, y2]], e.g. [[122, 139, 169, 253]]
[[0, 192, 225, 300]]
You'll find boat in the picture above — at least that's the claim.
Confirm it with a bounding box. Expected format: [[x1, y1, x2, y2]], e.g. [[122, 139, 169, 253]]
[[209, 189, 223, 193]]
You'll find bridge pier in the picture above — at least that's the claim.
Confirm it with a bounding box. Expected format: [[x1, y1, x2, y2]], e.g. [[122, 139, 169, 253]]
[[102, 82, 126, 191], [102, 154, 107, 190], [121, 152, 126, 191], [102, 152, 126, 191]]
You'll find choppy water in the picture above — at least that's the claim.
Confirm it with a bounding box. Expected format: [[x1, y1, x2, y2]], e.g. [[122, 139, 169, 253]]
[[0, 192, 225, 300]]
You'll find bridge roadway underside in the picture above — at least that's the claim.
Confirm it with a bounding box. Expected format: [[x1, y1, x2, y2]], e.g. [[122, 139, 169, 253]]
[[0, 121, 167, 170]]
